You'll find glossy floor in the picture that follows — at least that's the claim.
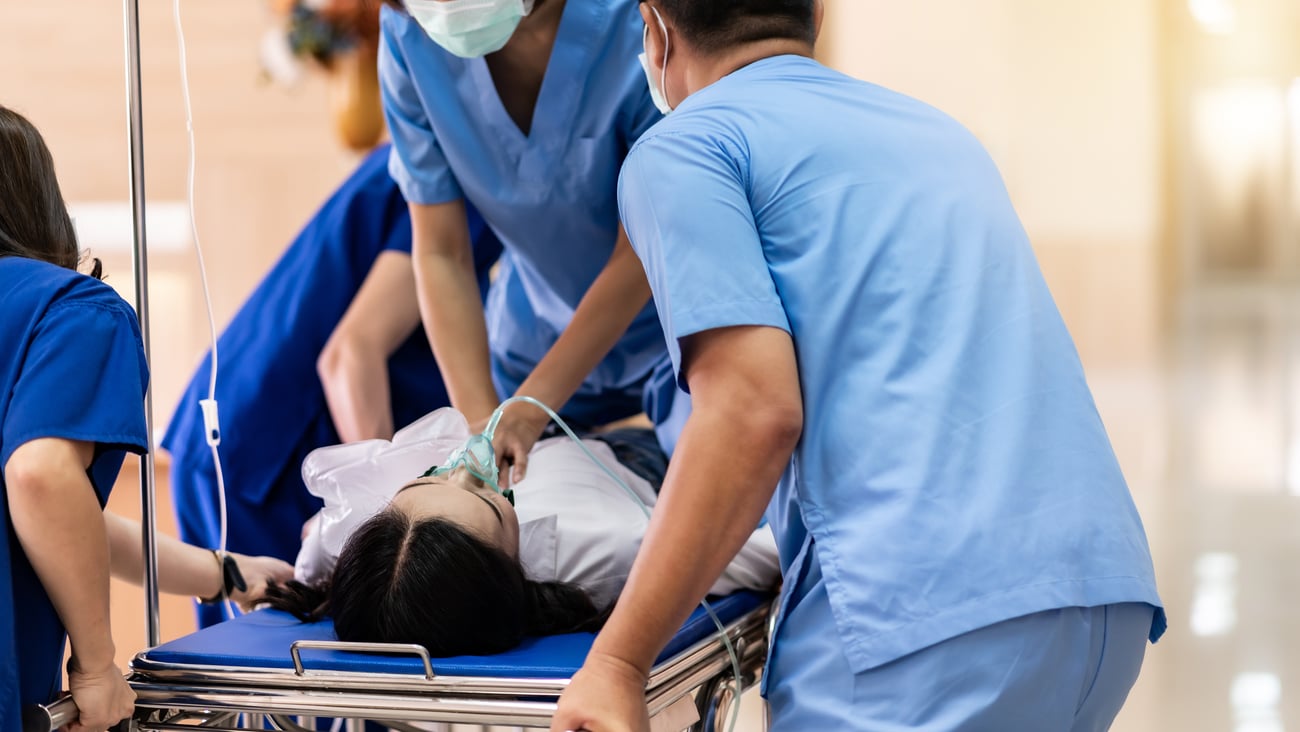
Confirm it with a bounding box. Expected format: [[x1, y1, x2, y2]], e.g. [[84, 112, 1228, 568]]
[[1105, 286, 1300, 732], [719, 285, 1300, 729]]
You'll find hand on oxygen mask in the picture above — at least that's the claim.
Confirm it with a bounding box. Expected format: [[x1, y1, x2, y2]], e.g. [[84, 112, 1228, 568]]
[[228, 553, 294, 611], [474, 402, 549, 487]]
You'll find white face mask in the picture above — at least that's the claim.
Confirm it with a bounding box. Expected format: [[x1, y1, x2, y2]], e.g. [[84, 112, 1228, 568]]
[[405, 0, 536, 58], [637, 5, 673, 115]]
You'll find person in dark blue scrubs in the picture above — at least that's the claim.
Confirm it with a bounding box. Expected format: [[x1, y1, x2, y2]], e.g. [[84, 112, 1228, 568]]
[[0, 106, 149, 732], [162, 144, 502, 626]]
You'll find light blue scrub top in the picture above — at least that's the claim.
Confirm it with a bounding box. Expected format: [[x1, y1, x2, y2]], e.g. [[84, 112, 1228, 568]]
[[379, 0, 672, 423], [0, 258, 149, 728], [619, 56, 1166, 673]]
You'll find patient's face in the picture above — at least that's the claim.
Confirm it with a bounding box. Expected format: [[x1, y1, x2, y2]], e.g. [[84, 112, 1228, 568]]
[[390, 467, 521, 558]]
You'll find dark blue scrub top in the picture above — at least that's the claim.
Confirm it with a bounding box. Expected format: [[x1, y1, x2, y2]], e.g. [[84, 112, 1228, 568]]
[[0, 257, 149, 729], [161, 144, 501, 511]]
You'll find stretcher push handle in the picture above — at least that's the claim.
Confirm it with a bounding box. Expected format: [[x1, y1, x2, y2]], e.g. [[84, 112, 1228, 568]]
[[21, 696, 131, 732], [290, 640, 436, 680], [21, 696, 76, 732]]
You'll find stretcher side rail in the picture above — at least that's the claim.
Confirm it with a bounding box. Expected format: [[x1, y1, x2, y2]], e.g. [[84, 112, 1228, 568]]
[[127, 597, 772, 731], [290, 641, 435, 679], [128, 601, 768, 696], [128, 637, 763, 731]]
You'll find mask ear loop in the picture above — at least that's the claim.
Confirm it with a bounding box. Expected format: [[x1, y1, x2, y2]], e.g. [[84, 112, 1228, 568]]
[[649, 5, 671, 110]]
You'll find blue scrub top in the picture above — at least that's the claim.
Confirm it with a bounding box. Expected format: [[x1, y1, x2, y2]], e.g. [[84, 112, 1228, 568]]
[[379, 0, 674, 426], [619, 56, 1166, 673], [0, 257, 149, 728]]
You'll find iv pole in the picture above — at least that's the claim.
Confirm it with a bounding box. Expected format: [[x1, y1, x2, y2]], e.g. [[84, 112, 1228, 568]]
[[123, 0, 163, 649]]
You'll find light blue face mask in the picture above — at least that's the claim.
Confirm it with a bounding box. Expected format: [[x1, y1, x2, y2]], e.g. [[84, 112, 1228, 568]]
[[637, 5, 673, 115], [424, 433, 515, 506], [405, 0, 535, 59]]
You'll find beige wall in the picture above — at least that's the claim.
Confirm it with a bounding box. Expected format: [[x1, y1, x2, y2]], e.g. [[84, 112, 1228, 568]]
[[1, 2, 364, 431], [0, 1, 1170, 416], [821, 0, 1167, 370]]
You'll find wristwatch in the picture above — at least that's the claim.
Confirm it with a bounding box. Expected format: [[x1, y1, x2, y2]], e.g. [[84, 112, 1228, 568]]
[[199, 550, 248, 605]]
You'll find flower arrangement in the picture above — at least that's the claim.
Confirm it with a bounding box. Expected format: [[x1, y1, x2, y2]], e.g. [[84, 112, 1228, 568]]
[[262, 0, 383, 84], [260, 0, 388, 150], [283, 0, 361, 69]]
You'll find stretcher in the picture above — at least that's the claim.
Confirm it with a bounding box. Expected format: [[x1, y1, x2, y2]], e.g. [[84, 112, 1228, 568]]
[[100, 590, 773, 732]]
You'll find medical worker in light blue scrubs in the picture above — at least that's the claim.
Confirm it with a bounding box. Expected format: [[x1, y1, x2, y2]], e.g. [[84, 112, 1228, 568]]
[[554, 3, 1166, 731], [0, 106, 147, 732], [379, 0, 686, 474]]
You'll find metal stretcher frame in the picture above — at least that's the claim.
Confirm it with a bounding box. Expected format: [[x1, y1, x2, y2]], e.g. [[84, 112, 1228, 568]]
[[122, 597, 772, 731]]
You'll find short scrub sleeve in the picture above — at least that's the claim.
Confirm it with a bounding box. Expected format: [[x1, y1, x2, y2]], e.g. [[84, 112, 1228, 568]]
[[2, 301, 149, 503], [378, 7, 464, 206], [618, 132, 790, 391]]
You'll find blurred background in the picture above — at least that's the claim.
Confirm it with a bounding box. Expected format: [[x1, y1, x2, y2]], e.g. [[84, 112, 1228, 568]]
[[1, 0, 1295, 729]]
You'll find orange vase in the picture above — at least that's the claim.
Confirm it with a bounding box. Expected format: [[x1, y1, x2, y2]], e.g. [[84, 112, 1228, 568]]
[[328, 44, 386, 152]]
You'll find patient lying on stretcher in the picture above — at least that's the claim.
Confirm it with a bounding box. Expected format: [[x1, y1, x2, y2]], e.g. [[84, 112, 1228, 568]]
[[264, 408, 779, 657]]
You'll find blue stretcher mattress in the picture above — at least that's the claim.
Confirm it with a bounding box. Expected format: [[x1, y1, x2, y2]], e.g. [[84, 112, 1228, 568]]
[[144, 591, 768, 679]]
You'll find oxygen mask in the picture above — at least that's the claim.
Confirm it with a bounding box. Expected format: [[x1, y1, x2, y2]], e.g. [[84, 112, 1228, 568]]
[[424, 432, 515, 506]]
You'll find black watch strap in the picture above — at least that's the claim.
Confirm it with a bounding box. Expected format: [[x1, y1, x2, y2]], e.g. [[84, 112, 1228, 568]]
[[199, 551, 248, 605]]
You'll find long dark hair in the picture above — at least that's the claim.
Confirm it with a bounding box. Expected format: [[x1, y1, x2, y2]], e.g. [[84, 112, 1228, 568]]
[[0, 105, 100, 279], [265, 510, 607, 656]]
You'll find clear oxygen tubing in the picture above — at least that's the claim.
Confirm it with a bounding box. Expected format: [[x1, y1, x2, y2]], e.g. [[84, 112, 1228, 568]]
[[172, 0, 239, 620], [484, 396, 746, 732]]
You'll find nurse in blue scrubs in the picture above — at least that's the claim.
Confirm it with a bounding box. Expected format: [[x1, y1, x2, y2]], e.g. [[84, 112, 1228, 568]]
[[168, 0, 680, 627], [163, 145, 502, 627], [379, 0, 683, 478], [0, 106, 147, 732], [555, 2, 1165, 730]]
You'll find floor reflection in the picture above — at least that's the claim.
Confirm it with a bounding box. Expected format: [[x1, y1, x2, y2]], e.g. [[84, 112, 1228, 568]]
[[1110, 285, 1300, 732]]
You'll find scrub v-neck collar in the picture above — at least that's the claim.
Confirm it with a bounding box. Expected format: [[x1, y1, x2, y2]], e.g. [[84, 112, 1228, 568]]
[[469, 0, 609, 149]]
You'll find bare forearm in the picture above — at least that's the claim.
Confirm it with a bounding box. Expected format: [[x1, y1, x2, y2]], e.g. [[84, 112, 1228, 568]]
[[514, 229, 650, 411], [104, 511, 222, 599], [410, 203, 499, 422], [416, 254, 498, 420], [319, 251, 424, 443], [590, 327, 802, 674], [7, 441, 118, 670], [319, 343, 395, 443], [592, 401, 797, 673]]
